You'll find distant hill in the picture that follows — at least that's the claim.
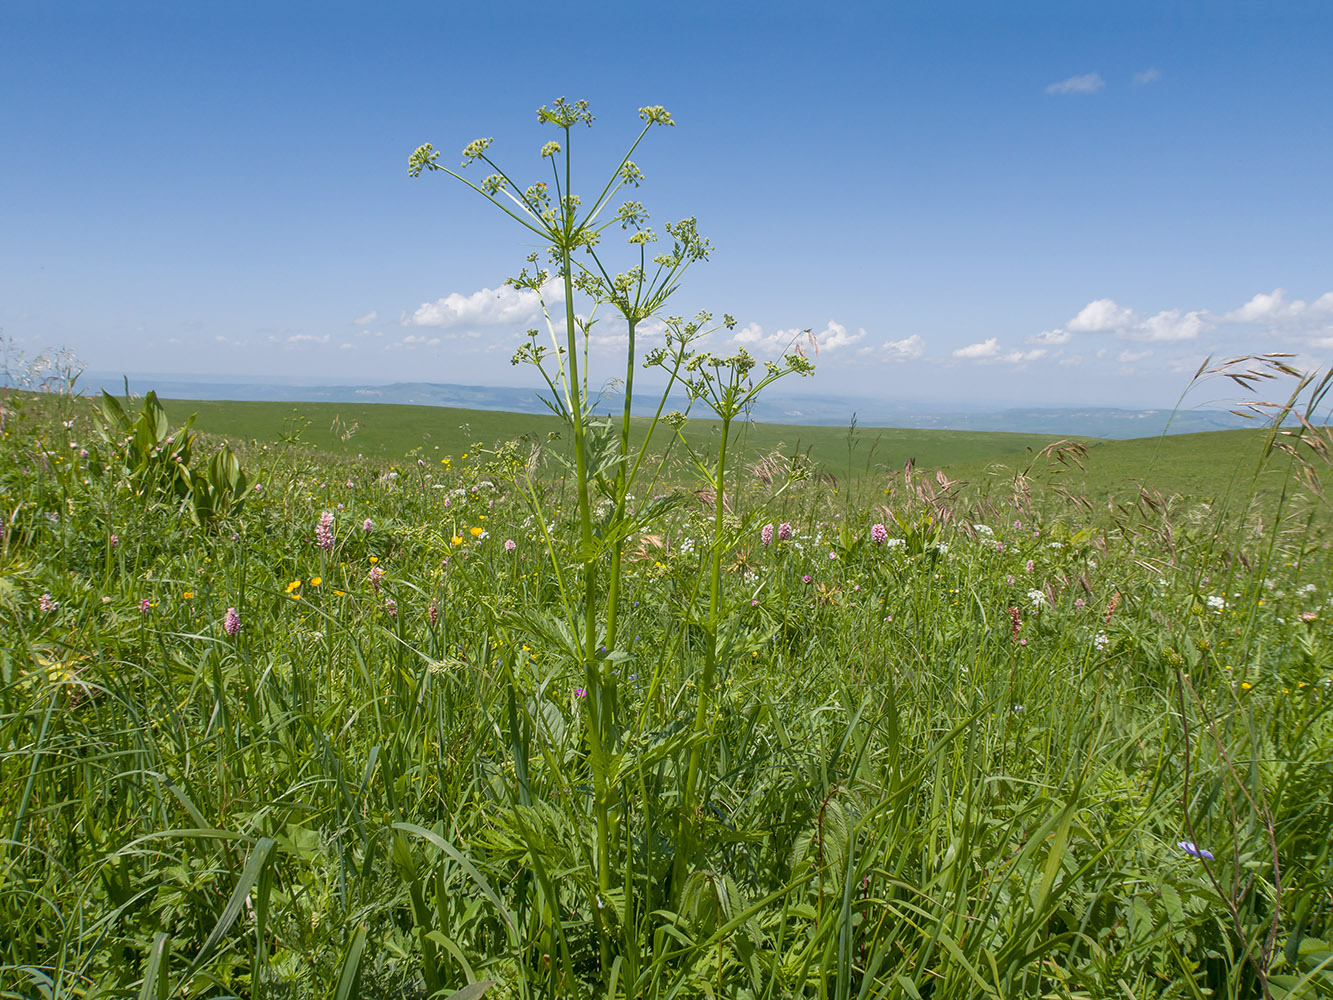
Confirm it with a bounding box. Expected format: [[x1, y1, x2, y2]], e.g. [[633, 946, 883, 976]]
[[81, 372, 1253, 439]]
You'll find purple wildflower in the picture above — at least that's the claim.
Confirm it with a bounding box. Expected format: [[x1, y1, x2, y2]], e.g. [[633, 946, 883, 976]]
[[39, 593, 56, 613], [802, 574, 812, 584], [362, 518, 374, 532], [761, 523, 774, 546], [429, 599, 439, 626], [224, 607, 241, 636], [870, 523, 888, 544], [384, 597, 397, 617], [368, 565, 384, 593], [778, 522, 793, 542], [1178, 841, 1215, 861], [504, 539, 516, 552], [139, 598, 151, 613], [574, 687, 588, 698]]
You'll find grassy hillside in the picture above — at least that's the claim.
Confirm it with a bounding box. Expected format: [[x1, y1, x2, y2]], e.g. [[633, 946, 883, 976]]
[[170, 398, 1333, 521], [166, 397, 1069, 483]]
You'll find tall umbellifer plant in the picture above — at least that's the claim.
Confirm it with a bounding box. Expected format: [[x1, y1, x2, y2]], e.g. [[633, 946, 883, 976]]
[[408, 99, 812, 985]]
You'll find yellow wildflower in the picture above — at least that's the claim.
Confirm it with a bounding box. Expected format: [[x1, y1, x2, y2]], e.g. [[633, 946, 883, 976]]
[[285, 580, 302, 593], [310, 576, 322, 587]]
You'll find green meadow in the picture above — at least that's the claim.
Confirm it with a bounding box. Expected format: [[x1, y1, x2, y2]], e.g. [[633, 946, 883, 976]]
[[172, 397, 1328, 520], [2, 383, 1331, 999]]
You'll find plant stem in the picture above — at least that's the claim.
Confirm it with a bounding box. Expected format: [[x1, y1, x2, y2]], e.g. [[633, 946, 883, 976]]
[[674, 398, 733, 898]]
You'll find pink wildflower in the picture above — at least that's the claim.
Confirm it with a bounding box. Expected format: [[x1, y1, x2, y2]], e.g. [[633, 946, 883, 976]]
[[801, 574, 812, 584], [139, 598, 151, 614], [429, 599, 439, 626], [870, 523, 888, 544], [369, 565, 384, 593], [1025, 559, 1034, 573], [224, 607, 241, 636], [761, 523, 774, 546], [1105, 591, 1121, 624], [39, 593, 56, 613], [362, 518, 373, 532], [316, 511, 335, 551], [504, 539, 516, 551], [778, 522, 793, 542], [384, 597, 397, 617]]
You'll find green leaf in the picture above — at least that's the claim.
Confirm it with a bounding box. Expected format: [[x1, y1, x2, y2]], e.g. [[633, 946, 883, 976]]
[[438, 982, 497, 1000], [333, 925, 368, 1000], [183, 836, 277, 980], [139, 931, 170, 1000]]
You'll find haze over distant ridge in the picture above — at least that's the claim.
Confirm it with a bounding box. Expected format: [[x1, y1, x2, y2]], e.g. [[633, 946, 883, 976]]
[[81, 371, 1254, 440]]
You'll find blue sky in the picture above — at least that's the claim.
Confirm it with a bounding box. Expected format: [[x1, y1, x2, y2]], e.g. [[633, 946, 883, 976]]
[[3, 0, 1331, 409]]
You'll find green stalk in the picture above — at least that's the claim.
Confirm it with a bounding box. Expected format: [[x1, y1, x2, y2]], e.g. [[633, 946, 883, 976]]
[[555, 140, 613, 979], [674, 396, 733, 897], [604, 316, 637, 649]]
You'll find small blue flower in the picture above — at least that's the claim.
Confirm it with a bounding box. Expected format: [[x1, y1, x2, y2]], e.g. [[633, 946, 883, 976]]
[[1178, 840, 1215, 860]]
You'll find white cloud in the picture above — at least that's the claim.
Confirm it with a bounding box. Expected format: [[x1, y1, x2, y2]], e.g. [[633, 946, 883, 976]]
[[1059, 298, 1210, 342], [875, 334, 925, 362], [1225, 288, 1333, 327], [353, 310, 378, 325], [1117, 348, 1153, 363], [1068, 298, 1136, 333], [1135, 309, 1208, 342], [1045, 73, 1105, 95], [998, 348, 1047, 364], [729, 319, 864, 356], [1028, 329, 1071, 345], [953, 339, 1046, 365], [817, 320, 867, 351], [287, 333, 330, 345], [408, 280, 564, 329], [387, 334, 442, 350], [1132, 69, 1161, 86], [954, 338, 1000, 359]]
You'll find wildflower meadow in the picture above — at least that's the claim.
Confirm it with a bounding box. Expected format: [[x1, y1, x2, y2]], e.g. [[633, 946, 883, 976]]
[[1, 101, 1332, 1000]]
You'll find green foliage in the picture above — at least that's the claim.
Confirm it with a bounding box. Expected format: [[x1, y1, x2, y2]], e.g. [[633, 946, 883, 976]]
[[94, 389, 251, 528]]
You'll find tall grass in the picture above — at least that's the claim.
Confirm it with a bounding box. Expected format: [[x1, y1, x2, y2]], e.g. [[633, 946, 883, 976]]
[[1, 362, 1331, 997]]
